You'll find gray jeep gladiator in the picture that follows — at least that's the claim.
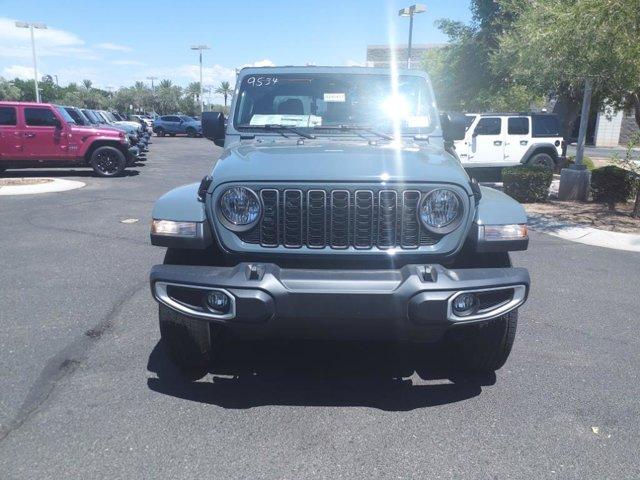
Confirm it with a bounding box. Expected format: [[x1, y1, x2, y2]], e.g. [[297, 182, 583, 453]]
[[149, 66, 530, 379]]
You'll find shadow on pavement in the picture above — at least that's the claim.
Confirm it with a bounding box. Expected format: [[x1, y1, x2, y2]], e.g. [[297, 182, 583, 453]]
[[146, 340, 495, 411], [0, 169, 140, 178]]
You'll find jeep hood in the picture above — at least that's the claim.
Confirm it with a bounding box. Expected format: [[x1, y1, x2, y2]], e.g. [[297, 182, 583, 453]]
[[212, 141, 471, 189]]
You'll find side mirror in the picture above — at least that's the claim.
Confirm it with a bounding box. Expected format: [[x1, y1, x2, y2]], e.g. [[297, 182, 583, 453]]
[[440, 112, 466, 142], [202, 111, 226, 147]]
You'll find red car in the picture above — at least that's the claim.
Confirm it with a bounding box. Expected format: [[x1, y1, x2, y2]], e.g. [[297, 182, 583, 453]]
[[0, 101, 137, 177]]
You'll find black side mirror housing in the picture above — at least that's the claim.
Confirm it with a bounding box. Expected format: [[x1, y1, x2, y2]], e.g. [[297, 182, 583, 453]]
[[202, 111, 226, 147], [440, 112, 467, 142]]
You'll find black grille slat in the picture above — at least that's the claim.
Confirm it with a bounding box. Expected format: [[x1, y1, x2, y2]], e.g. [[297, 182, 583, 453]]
[[307, 190, 326, 248], [354, 190, 374, 249], [330, 190, 350, 249], [283, 190, 303, 247], [377, 190, 397, 249], [249, 186, 442, 249], [401, 191, 421, 248], [260, 189, 279, 247]]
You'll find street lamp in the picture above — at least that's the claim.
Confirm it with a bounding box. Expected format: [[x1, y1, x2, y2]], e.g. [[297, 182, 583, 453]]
[[146, 76, 157, 91], [15, 21, 47, 102], [398, 4, 426, 69], [190, 44, 210, 113]]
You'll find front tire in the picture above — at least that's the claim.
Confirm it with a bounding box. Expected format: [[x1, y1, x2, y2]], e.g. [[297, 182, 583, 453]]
[[155, 128, 166, 137], [186, 127, 196, 137], [447, 310, 518, 373], [527, 152, 555, 169], [90, 146, 126, 177]]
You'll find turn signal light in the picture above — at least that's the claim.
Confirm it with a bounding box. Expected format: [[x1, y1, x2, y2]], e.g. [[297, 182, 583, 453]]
[[481, 224, 528, 241]]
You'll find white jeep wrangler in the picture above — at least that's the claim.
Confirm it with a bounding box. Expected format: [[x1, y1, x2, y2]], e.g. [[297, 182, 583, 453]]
[[454, 113, 564, 169]]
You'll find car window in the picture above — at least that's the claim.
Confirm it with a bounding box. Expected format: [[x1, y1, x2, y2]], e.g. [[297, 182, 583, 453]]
[[508, 117, 529, 135], [474, 117, 501, 135], [169, 116, 181, 122], [160, 116, 171, 121], [0, 106, 17, 126], [464, 115, 476, 131], [25, 107, 58, 127], [532, 115, 560, 137]]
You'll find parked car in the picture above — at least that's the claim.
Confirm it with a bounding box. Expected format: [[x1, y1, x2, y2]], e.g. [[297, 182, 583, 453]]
[[83, 109, 148, 152], [454, 113, 564, 169], [63, 106, 140, 154], [153, 115, 202, 137], [148, 66, 531, 380], [0, 101, 135, 176], [130, 114, 154, 129]]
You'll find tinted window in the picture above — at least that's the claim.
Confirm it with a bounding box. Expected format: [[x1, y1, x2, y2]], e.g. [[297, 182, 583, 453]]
[[0, 106, 17, 126], [25, 108, 58, 127], [474, 117, 501, 135], [532, 115, 560, 137], [160, 116, 171, 121], [508, 117, 529, 135], [464, 115, 476, 131]]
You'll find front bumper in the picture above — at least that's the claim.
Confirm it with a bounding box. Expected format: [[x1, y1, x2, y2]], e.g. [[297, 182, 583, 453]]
[[150, 263, 530, 342]]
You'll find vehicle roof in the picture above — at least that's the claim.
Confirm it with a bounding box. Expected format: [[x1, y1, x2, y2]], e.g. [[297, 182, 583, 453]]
[[0, 100, 55, 107], [475, 112, 558, 117], [237, 65, 429, 78]]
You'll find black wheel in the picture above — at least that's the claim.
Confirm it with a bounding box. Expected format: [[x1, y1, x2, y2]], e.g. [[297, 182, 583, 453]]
[[186, 127, 197, 138], [159, 304, 211, 380], [155, 128, 165, 137], [90, 146, 126, 177], [169, 133, 176, 137], [527, 152, 555, 169], [446, 310, 518, 373]]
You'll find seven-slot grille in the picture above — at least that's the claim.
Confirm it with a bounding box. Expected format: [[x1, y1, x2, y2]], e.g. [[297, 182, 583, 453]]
[[238, 187, 443, 250]]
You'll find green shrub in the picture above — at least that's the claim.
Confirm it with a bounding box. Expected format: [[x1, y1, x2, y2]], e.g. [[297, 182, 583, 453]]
[[502, 166, 553, 203], [590, 166, 633, 209], [565, 156, 595, 170]]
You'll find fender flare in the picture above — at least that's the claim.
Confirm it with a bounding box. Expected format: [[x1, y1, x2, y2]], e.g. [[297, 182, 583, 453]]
[[520, 143, 560, 164]]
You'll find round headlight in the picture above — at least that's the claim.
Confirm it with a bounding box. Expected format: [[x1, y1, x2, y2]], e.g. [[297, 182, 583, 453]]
[[218, 187, 261, 231], [418, 189, 462, 234]]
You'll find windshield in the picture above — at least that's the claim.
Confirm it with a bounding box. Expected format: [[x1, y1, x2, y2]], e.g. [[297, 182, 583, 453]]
[[104, 112, 117, 122], [233, 73, 435, 134], [55, 106, 76, 124], [180, 115, 196, 122]]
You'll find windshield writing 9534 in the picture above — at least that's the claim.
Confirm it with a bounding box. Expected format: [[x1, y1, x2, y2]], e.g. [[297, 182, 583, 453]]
[[246, 77, 279, 87]]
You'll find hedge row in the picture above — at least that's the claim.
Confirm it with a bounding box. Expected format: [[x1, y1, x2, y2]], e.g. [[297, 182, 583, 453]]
[[502, 166, 553, 203]]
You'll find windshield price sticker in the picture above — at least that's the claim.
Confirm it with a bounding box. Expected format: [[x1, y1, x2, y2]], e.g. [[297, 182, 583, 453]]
[[324, 93, 346, 103], [246, 77, 279, 87]]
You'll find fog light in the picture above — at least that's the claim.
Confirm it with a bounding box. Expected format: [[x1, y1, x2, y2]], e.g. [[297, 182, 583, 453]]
[[204, 290, 231, 314], [452, 293, 478, 317]]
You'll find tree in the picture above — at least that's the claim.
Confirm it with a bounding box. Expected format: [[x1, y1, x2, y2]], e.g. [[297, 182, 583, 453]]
[[496, 0, 640, 149], [0, 77, 21, 100], [215, 81, 233, 107], [423, 0, 542, 112], [82, 79, 93, 90]]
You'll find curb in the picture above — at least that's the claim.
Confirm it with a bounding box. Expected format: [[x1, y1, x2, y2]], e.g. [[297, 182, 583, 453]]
[[0, 178, 86, 196], [527, 214, 640, 252]]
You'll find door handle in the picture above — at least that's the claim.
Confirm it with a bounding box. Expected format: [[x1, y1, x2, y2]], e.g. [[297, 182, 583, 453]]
[[24, 132, 36, 138], [493, 140, 502, 146]]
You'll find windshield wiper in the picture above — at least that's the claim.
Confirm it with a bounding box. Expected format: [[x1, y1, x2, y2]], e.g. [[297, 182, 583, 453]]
[[237, 123, 315, 139], [313, 124, 393, 141]]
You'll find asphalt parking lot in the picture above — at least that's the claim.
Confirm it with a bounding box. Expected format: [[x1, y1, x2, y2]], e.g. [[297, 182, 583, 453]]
[[1, 137, 639, 479]]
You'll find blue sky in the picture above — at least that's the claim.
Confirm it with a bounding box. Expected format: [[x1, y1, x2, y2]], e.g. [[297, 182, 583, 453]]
[[0, 0, 471, 101]]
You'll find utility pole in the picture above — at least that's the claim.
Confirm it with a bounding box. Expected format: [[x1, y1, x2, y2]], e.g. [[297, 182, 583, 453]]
[[558, 77, 594, 201], [15, 21, 47, 102], [190, 45, 210, 113], [146, 76, 157, 91], [399, 4, 426, 69]]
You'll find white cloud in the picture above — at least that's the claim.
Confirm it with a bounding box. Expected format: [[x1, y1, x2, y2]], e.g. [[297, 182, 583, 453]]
[[0, 17, 97, 59], [97, 42, 131, 52], [246, 59, 275, 68], [2, 64, 33, 79], [112, 59, 145, 66], [344, 59, 366, 67]]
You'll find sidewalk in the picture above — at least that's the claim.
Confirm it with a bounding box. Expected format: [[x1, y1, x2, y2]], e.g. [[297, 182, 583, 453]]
[[527, 213, 640, 252]]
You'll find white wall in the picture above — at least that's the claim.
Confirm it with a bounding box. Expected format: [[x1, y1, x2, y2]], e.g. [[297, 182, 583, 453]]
[[594, 106, 623, 147]]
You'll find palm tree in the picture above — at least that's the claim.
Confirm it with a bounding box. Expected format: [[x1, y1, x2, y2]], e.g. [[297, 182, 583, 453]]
[[185, 81, 201, 103], [215, 81, 233, 106], [82, 79, 93, 90]]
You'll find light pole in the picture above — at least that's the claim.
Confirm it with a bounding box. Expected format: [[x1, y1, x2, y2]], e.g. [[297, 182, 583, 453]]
[[398, 4, 426, 69], [190, 45, 210, 113], [15, 21, 47, 102], [146, 76, 157, 91]]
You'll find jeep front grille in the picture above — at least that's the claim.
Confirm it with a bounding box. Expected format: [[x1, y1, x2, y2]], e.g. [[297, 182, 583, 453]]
[[238, 187, 441, 250]]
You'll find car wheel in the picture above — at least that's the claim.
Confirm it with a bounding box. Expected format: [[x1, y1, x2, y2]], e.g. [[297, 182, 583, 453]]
[[158, 304, 211, 380], [446, 310, 518, 373], [186, 127, 196, 138], [90, 146, 126, 177], [527, 152, 555, 169], [169, 133, 176, 137], [156, 128, 165, 137]]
